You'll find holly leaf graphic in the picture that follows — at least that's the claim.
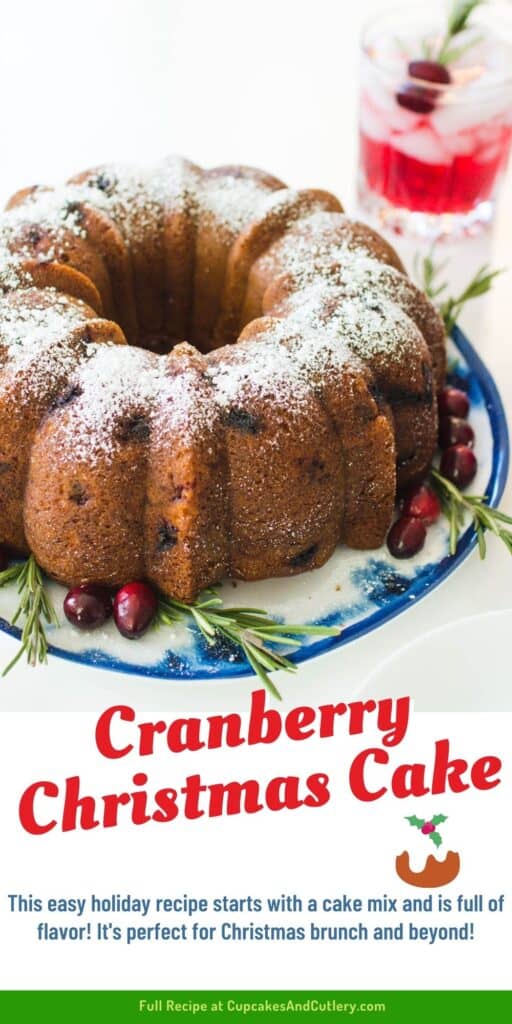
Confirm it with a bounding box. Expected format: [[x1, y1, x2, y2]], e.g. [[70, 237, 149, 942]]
[[431, 814, 448, 826], [430, 831, 443, 848], [405, 815, 426, 829]]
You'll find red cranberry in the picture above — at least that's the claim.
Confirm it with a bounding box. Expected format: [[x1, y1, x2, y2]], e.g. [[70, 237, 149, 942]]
[[439, 416, 475, 449], [440, 445, 477, 489], [64, 583, 113, 630], [396, 83, 436, 115], [408, 61, 451, 85], [113, 581, 158, 639], [396, 60, 451, 114], [421, 821, 436, 835], [387, 516, 427, 558], [402, 482, 441, 525], [0, 543, 9, 572], [438, 386, 470, 419]]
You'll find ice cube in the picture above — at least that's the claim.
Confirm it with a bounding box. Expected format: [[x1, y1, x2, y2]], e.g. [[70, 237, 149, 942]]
[[478, 143, 503, 163], [442, 130, 475, 157], [363, 71, 422, 132], [360, 101, 389, 142], [393, 126, 451, 164], [431, 100, 480, 135], [370, 29, 411, 68], [448, 30, 489, 70], [439, 76, 512, 131], [476, 119, 503, 146], [387, 102, 425, 133]]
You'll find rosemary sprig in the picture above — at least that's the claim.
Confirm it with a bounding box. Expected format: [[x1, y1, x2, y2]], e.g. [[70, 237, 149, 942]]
[[0, 554, 59, 676], [0, 558, 339, 690], [431, 469, 512, 557], [158, 591, 341, 700], [436, 0, 485, 65], [416, 259, 512, 555], [446, 0, 483, 37], [414, 251, 450, 302], [415, 252, 503, 333], [439, 266, 504, 334]]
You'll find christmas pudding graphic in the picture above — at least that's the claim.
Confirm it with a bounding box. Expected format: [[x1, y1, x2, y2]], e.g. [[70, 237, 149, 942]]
[[395, 814, 461, 888]]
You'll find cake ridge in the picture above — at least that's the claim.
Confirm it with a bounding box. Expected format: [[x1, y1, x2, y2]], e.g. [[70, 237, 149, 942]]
[[0, 156, 445, 602]]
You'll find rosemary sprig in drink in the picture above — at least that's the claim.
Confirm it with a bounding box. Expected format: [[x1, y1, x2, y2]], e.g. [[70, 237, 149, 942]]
[[436, 1, 485, 65]]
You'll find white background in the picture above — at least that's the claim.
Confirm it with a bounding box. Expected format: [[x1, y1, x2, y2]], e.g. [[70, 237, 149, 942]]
[[0, 0, 511, 710], [1, 708, 510, 989]]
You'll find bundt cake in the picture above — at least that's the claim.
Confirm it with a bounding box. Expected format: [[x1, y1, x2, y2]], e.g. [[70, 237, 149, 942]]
[[0, 157, 446, 603]]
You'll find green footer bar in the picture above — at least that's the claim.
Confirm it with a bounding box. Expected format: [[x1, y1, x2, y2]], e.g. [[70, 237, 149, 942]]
[[1, 991, 511, 1023]]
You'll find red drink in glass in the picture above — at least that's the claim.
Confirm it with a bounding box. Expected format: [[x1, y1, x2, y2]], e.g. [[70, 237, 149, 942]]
[[358, 4, 512, 237]]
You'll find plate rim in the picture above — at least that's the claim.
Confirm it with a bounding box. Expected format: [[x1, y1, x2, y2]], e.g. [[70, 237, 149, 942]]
[[356, 607, 512, 709], [1, 325, 509, 681]]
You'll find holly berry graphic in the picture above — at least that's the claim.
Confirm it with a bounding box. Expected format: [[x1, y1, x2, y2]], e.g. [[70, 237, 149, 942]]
[[405, 813, 448, 849]]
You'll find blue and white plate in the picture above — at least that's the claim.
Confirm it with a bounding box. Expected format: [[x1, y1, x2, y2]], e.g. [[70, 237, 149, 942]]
[[0, 326, 508, 681]]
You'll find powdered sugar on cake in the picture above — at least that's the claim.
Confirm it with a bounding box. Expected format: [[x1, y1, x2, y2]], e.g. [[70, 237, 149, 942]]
[[209, 286, 413, 416], [0, 291, 86, 391], [198, 174, 279, 237], [0, 156, 432, 463], [55, 345, 216, 463], [57, 346, 164, 462], [0, 187, 87, 262]]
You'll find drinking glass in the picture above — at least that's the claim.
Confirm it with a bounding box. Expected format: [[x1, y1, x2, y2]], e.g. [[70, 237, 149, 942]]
[[358, 2, 512, 238]]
